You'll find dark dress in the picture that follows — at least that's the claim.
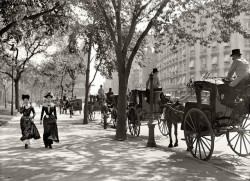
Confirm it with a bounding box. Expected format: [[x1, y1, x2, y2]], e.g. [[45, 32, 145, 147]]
[[41, 104, 59, 146], [20, 106, 40, 141]]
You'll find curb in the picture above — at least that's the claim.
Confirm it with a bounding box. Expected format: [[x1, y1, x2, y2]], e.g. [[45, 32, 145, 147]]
[[133, 132, 250, 181]]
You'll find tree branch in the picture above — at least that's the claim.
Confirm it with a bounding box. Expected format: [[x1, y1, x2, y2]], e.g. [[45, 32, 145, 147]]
[[0, 2, 66, 37], [97, 0, 118, 47], [126, 0, 170, 77]]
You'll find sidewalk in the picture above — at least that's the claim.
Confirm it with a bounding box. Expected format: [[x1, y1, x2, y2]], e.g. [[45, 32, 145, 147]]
[[0, 107, 247, 181], [0, 105, 18, 127]]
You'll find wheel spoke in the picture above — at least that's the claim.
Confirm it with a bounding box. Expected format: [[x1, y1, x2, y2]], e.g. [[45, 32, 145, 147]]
[[194, 138, 198, 156], [244, 123, 250, 129], [233, 133, 241, 150], [243, 134, 250, 146], [188, 114, 197, 132], [229, 132, 240, 142], [186, 119, 196, 132], [242, 115, 249, 127], [240, 134, 242, 154], [198, 138, 202, 159], [200, 138, 211, 152], [200, 138, 207, 158], [242, 135, 249, 154]]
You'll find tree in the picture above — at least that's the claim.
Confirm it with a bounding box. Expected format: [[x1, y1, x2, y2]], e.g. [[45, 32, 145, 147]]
[[0, 24, 51, 110], [0, 0, 66, 37], [81, 0, 250, 140]]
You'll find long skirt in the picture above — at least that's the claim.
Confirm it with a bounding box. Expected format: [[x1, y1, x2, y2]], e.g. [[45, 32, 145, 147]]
[[20, 116, 40, 141], [43, 116, 59, 146]]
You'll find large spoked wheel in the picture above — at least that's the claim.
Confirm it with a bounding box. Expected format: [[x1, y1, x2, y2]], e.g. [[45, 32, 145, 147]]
[[157, 118, 169, 136], [226, 113, 250, 157], [184, 108, 214, 161], [128, 120, 140, 137]]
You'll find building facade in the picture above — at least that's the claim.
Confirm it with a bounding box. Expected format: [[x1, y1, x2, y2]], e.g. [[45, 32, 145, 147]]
[[157, 12, 250, 98]]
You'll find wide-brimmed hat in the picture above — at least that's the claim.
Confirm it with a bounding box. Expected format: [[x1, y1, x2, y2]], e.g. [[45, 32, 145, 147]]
[[44, 91, 53, 98], [22, 94, 30, 100], [153, 68, 159, 73], [230, 49, 242, 57]]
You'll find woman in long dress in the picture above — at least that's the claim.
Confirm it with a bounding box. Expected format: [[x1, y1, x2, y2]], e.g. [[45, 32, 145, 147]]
[[40, 92, 59, 148], [20, 94, 40, 149]]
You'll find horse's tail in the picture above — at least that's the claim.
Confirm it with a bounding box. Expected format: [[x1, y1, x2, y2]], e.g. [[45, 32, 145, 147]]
[[111, 108, 118, 119], [127, 107, 138, 122]]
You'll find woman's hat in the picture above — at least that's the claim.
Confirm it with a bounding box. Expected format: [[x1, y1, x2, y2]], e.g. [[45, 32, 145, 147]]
[[153, 68, 159, 73], [22, 94, 30, 100], [230, 49, 242, 57], [44, 91, 53, 98]]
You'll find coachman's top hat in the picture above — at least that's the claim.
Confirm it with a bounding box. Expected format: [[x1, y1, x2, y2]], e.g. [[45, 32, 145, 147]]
[[44, 91, 53, 98], [153, 68, 159, 73], [22, 94, 30, 100], [230, 49, 242, 57]]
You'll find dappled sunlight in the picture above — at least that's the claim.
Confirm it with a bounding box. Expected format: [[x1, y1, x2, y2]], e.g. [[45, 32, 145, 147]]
[[0, 113, 246, 181]]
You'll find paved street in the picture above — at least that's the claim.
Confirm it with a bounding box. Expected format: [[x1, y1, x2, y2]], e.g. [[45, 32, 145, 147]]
[[0, 107, 249, 181]]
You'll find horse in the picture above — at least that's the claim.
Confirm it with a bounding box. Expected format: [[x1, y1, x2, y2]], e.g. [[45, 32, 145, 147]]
[[162, 101, 185, 148]]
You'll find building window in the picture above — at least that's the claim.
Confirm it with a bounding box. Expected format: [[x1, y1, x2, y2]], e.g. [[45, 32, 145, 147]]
[[201, 58, 207, 69], [182, 48, 186, 57], [201, 45, 207, 53], [212, 56, 218, 65], [190, 46, 195, 54], [244, 38, 250, 47], [244, 51, 250, 61], [224, 70, 228, 77], [211, 41, 218, 51], [223, 42, 230, 47], [224, 54, 230, 63], [244, 20, 250, 31], [189, 60, 195, 68]]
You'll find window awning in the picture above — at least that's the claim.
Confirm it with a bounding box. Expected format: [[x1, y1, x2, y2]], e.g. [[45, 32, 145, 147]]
[[212, 56, 218, 64], [182, 76, 186, 84], [212, 41, 217, 47], [224, 71, 228, 76], [178, 77, 182, 84], [189, 60, 195, 68], [182, 48, 186, 55], [224, 54, 230, 62]]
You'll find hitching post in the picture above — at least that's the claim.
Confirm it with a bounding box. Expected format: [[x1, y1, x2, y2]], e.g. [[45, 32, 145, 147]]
[[147, 73, 156, 147]]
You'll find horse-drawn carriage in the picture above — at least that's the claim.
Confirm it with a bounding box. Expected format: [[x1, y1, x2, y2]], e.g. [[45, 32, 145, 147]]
[[127, 88, 164, 136], [161, 79, 250, 161]]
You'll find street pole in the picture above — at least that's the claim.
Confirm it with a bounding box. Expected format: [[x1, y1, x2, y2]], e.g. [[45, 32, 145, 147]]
[[147, 73, 156, 147], [11, 58, 14, 115]]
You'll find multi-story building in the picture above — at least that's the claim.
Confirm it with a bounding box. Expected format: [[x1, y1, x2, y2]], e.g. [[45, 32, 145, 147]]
[[157, 12, 250, 98]]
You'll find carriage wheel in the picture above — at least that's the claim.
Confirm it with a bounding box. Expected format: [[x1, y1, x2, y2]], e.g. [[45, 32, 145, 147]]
[[128, 120, 140, 137], [157, 118, 169, 136], [184, 108, 214, 161], [226, 113, 250, 157]]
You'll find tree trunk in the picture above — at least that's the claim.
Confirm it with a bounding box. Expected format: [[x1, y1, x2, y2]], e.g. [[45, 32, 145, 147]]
[[4, 89, 7, 108], [14, 79, 19, 111], [115, 71, 128, 141], [83, 35, 92, 124]]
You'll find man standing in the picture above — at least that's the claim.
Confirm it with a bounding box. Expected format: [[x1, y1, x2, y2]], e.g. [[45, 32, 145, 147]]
[[98, 85, 105, 101], [146, 68, 160, 90], [227, 49, 250, 87]]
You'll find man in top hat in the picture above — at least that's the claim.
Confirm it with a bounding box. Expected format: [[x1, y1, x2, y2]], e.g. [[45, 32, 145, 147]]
[[146, 68, 160, 90], [227, 49, 250, 87]]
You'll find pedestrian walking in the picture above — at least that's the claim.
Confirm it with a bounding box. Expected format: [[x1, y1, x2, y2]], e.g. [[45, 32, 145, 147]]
[[20, 94, 40, 149], [40, 92, 59, 149]]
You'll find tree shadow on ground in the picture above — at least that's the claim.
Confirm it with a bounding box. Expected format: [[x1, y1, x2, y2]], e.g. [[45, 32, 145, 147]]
[[0, 119, 247, 181]]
